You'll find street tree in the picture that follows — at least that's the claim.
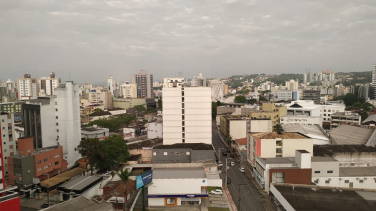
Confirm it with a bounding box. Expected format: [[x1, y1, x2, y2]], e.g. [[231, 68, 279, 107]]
[[117, 168, 132, 211]]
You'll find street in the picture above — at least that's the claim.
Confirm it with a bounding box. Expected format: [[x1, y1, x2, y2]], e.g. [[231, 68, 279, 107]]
[[212, 123, 264, 211]]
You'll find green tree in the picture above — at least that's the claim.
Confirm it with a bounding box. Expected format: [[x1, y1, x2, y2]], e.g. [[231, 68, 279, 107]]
[[259, 96, 268, 102], [117, 168, 132, 211], [247, 99, 257, 105], [216, 101, 223, 106], [352, 102, 362, 110], [343, 93, 358, 107], [226, 136, 232, 147], [75, 138, 101, 175], [93, 108, 104, 113], [235, 95, 246, 103], [100, 135, 131, 171], [157, 97, 162, 110], [274, 124, 284, 134], [362, 102, 374, 112], [88, 115, 135, 132], [360, 111, 369, 122], [134, 105, 146, 113], [212, 102, 217, 119]]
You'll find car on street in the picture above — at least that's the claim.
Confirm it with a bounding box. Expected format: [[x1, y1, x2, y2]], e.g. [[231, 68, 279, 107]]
[[222, 152, 227, 156], [211, 189, 223, 195], [230, 162, 235, 166], [239, 167, 245, 173], [227, 177, 231, 184], [218, 161, 223, 167], [41, 203, 53, 208]]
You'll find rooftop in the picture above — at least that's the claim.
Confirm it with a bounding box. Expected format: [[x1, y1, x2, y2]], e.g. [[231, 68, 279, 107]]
[[88, 111, 112, 117], [42, 195, 113, 211], [81, 127, 108, 132], [339, 167, 376, 177], [363, 114, 376, 124], [128, 139, 163, 150], [258, 157, 295, 165], [153, 168, 205, 179], [11, 145, 60, 159], [57, 175, 102, 193], [282, 124, 328, 141], [314, 145, 376, 157], [236, 138, 247, 145], [273, 184, 376, 211], [41, 167, 87, 188], [129, 154, 142, 161], [332, 112, 360, 117], [329, 125, 374, 145], [153, 143, 213, 150], [250, 132, 308, 139], [311, 157, 338, 162]]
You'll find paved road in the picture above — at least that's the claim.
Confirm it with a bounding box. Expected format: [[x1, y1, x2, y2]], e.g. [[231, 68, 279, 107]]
[[212, 123, 264, 211]]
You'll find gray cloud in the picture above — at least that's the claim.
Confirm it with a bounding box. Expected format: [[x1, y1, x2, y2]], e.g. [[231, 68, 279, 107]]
[[1, 0, 376, 84]]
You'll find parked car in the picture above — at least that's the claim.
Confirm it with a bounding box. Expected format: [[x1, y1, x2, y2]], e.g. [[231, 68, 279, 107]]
[[41, 203, 53, 208], [218, 161, 223, 167], [239, 167, 245, 173], [230, 162, 235, 166], [222, 152, 227, 156], [227, 177, 231, 184], [211, 189, 223, 195]]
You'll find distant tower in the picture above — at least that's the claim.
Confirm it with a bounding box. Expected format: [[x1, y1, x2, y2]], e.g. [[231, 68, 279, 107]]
[[372, 65, 376, 99]]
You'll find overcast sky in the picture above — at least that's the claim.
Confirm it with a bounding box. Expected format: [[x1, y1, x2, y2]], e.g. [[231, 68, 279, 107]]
[[1, 0, 376, 84]]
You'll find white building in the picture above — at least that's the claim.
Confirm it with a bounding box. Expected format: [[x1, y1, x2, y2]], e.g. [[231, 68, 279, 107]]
[[107, 75, 119, 97], [208, 80, 224, 102], [280, 115, 322, 126], [17, 73, 60, 100], [372, 64, 376, 99], [162, 78, 211, 145], [23, 82, 81, 167], [147, 122, 163, 140], [191, 73, 206, 87], [285, 80, 298, 91], [273, 91, 292, 102], [312, 157, 376, 190], [120, 82, 137, 98], [321, 103, 345, 124], [81, 126, 109, 140], [88, 89, 113, 109], [285, 100, 321, 117], [123, 128, 136, 140], [148, 167, 208, 206], [0, 112, 16, 175]]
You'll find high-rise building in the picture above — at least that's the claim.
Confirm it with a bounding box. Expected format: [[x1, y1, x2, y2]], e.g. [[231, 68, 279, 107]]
[[317, 70, 335, 81], [372, 64, 376, 99], [208, 80, 224, 102], [23, 82, 81, 167], [88, 89, 113, 109], [17, 73, 61, 100], [285, 79, 299, 91], [302, 89, 321, 104], [162, 78, 211, 145], [191, 73, 206, 87], [120, 82, 137, 98], [132, 70, 153, 98], [107, 76, 119, 97], [0, 112, 17, 176]]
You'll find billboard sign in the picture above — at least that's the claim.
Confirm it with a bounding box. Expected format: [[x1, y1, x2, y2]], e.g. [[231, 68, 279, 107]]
[[136, 170, 153, 189]]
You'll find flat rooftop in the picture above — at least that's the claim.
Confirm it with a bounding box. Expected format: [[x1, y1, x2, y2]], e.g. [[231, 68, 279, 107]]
[[311, 157, 337, 162], [282, 124, 328, 140], [58, 175, 102, 193], [153, 143, 213, 150], [332, 112, 360, 117], [258, 157, 295, 164], [81, 127, 107, 132], [11, 145, 60, 159], [153, 168, 205, 179], [339, 167, 376, 177], [329, 125, 374, 145], [273, 184, 376, 211], [128, 139, 163, 150], [42, 195, 113, 211], [250, 132, 308, 139], [314, 145, 376, 157]]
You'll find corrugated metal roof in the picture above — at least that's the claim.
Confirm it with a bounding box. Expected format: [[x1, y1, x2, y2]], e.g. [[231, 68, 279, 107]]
[[363, 114, 376, 124], [153, 168, 205, 179], [329, 125, 374, 145]]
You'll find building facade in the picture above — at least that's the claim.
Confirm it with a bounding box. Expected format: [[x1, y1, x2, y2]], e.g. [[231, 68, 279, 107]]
[[208, 80, 224, 102], [0, 112, 16, 175], [17, 73, 61, 100], [132, 70, 153, 98], [372, 64, 376, 99], [302, 89, 320, 104], [162, 78, 211, 145], [330, 112, 361, 129], [120, 82, 137, 98], [191, 73, 206, 87]]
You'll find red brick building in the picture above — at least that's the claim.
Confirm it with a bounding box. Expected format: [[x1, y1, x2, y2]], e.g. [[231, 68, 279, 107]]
[[8, 137, 67, 188]]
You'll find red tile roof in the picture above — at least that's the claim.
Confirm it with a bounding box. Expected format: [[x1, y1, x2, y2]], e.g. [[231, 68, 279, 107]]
[[236, 138, 247, 146]]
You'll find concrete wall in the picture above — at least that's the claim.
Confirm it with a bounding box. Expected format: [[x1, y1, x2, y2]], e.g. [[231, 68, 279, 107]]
[[333, 152, 376, 167], [152, 149, 191, 163], [129, 149, 152, 163], [311, 161, 340, 177], [250, 120, 273, 133], [280, 116, 322, 125], [148, 198, 165, 206], [282, 139, 313, 157], [147, 122, 163, 140], [312, 176, 376, 190], [268, 168, 312, 193], [229, 120, 246, 139], [260, 139, 277, 158], [148, 178, 206, 195], [40, 100, 57, 148]]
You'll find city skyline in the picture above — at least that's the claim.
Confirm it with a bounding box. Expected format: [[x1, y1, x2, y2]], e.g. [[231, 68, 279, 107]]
[[1, 1, 376, 84]]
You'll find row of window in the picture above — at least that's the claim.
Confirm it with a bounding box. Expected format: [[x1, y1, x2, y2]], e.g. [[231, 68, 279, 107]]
[[153, 152, 190, 156], [314, 170, 333, 173]]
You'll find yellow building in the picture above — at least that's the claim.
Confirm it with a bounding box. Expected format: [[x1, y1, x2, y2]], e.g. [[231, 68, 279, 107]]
[[261, 103, 287, 125], [248, 110, 279, 127]]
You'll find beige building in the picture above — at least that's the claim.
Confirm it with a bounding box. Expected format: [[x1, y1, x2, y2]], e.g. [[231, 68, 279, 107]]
[[249, 103, 287, 127], [120, 82, 137, 98], [113, 98, 147, 110], [17, 73, 60, 100], [248, 132, 313, 166], [88, 89, 113, 109], [219, 115, 272, 139]]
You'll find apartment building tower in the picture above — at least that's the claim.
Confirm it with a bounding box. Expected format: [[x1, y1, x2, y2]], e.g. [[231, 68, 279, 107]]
[[0, 112, 17, 175], [372, 64, 376, 99], [208, 80, 224, 102], [17, 73, 60, 100], [132, 70, 153, 98], [191, 73, 206, 87], [162, 78, 211, 145], [23, 82, 81, 167]]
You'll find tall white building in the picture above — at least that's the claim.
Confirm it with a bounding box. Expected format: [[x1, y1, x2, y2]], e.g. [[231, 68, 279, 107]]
[[107, 76, 119, 97], [17, 73, 60, 100], [285, 79, 299, 91], [162, 78, 211, 145], [0, 112, 16, 175], [191, 73, 206, 87], [132, 70, 153, 98], [208, 80, 224, 102], [23, 82, 81, 167], [120, 82, 137, 98], [372, 64, 376, 99], [88, 89, 113, 109], [317, 70, 335, 81]]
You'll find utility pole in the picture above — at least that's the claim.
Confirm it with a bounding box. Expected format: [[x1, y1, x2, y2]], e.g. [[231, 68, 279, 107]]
[[238, 183, 247, 211]]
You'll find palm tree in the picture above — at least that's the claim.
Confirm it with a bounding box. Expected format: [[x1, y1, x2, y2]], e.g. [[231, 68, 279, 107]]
[[117, 168, 132, 211]]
